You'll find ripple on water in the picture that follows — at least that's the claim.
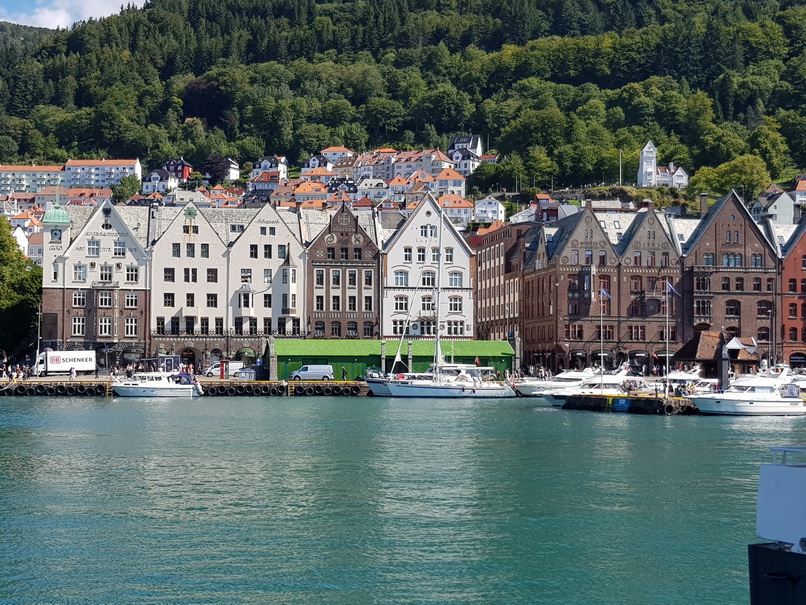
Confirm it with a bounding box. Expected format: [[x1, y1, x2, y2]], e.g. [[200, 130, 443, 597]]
[[0, 395, 791, 603]]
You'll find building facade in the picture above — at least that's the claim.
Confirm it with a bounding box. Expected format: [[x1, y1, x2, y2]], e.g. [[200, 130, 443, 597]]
[[41, 201, 151, 369], [306, 205, 381, 339], [381, 195, 475, 341]]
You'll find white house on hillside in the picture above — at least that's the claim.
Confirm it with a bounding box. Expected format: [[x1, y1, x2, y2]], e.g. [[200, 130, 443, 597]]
[[474, 196, 505, 223], [637, 141, 689, 189]]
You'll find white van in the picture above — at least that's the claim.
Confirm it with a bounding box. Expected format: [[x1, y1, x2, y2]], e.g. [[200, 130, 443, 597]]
[[204, 361, 244, 377], [289, 364, 334, 381]]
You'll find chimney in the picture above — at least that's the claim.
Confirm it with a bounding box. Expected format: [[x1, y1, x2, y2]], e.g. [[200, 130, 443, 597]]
[[699, 193, 709, 217]]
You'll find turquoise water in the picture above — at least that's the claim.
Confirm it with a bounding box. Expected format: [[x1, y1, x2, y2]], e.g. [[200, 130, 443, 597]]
[[1, 396, 803, 604]]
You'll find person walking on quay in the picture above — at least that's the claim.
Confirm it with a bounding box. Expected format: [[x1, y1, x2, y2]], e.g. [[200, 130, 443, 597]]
[[69, 367, 76, 380]]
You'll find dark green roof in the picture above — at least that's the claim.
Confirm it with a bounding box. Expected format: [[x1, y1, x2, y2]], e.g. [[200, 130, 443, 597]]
[[273, 339, 514, 357]]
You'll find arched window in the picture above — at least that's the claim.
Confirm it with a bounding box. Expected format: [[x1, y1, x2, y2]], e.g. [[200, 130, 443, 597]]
[[726, 326, 740, 338], [347, 321, 358, 337], [725, 300, 741, 317], [726, 231, 732, 242], [315, 321, 325, 337], [394, 296, 408, 312], [756, 300, 772, 317], [331, 321, 342, 337], [790, 327, 798, 342], [757, 327, 770, 342]]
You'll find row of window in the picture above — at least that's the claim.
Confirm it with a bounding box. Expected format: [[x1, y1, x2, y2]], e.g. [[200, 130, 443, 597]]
[[314, 321, 374, 338], [71, 316, 138, 337], [563, 324, 677, 341], [73, 291, 138, 308], [393, 271, 464, 287], [695, 276, 776, 292], [85, 240, 128, 258], [391, 320, 465, 335], [693, 299, 773, 317], [701, 253, 764, 267], [403, 247, 454, 263], [315, 295, 373, 312], [393, 296, 463, 312], [154, 316, 301, 335], [315, 269, 373, 288], [170, 242, 289, 260], [72, 263, 140, 283]]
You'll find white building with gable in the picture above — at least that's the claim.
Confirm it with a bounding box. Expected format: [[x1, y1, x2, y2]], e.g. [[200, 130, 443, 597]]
[[381, 194, 474, 340]]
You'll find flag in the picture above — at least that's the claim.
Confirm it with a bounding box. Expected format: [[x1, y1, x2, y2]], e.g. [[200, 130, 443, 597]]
[[600, 285, 612, 301], [666, 281, 681, 297], [474, 356, 481, 366]]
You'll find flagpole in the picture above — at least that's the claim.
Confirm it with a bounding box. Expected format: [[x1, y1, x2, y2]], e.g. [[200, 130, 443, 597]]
[[600, 286, 604, 392], [665, 284, 670, 379]]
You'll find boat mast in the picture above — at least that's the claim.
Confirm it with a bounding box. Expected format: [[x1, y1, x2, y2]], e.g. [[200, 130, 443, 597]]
[[434, 198, 445, 379], [665, 280, 670, 379]]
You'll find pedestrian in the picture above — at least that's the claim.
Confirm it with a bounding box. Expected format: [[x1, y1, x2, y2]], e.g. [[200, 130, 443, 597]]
[[69, 367, 76, 380], [95, 365, 99, 379], [342, 366, 347, 381]]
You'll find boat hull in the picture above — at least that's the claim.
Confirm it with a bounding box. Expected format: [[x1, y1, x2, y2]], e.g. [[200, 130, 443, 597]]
[[384, 381, 515, 398], [688, 396, 806, 416], [112, 385, 201, 398], [365, 378, 393, 397]]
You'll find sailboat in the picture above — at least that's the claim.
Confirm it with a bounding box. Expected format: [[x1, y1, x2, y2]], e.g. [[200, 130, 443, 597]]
[[379, 203, 515, 399]]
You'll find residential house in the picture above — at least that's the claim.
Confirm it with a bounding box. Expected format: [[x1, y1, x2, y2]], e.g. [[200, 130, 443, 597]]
[[300, 154, 334, 175], [142, 169, 179, 195], [64, 159, 142, 188], [447, 134, 484, 158], [750, 190, 797, 224], [474, 196, 506, 223], [163, 158, 194, 182], [434, 168, 466, 197], [320, 146, 356, 164], [449, 147, 481, 177], [252, 156, 288, 181], [439, 194, 474, 230], [357, 178, 391, 203], [0, 164, 64, 194]]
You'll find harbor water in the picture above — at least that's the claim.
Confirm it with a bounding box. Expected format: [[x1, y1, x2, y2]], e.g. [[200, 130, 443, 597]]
[[2, 395, 803, 603]]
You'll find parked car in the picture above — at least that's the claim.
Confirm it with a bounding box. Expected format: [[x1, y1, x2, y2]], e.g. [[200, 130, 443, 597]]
[[203, 361, 245, 377]]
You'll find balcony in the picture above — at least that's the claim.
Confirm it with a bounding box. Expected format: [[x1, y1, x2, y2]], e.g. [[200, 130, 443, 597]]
[[281, 307, 297, 315]]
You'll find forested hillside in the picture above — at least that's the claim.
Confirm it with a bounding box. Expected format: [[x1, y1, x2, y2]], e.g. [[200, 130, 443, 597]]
[[1, 0, 805, 195]]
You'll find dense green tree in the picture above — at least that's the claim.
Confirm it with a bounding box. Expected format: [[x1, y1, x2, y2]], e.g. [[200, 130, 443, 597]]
[[0, 217, 41, 353], [112, 174, 143, 202], [2, 0, 806, 191]]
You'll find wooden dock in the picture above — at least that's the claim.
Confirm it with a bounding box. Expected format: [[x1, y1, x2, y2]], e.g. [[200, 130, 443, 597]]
[[563, 394, 700, 414], [0, 379, 371, 397]]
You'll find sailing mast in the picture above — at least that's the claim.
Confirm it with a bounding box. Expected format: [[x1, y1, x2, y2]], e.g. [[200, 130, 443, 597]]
[[433, 198, 445, 381], [665, 279, 670, 379]]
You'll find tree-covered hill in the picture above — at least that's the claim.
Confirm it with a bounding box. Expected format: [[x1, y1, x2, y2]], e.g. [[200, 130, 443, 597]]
[[1, 0, 806, 196]]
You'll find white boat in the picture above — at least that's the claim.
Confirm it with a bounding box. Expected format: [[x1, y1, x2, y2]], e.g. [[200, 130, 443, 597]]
[[365, 372, 433, 396], [112, 372, 204, 398], [515, 368, 595, 397], [384, 365, 516, 398], [540, 368, 647, 408], [687, 367, 806, 416]]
